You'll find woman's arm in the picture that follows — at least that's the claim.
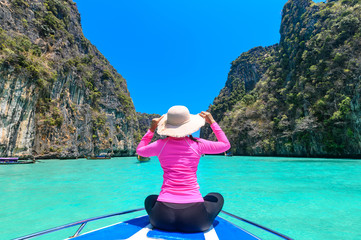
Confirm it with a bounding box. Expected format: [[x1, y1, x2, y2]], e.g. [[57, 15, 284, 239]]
[[198, 112, 231, 154], [136, 116, 164, 157], [136, 130, 160, 157]]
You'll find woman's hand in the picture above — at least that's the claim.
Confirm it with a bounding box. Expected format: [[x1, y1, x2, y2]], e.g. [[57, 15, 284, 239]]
[[150, 115, 164, 132], [199, 111, 216, 125]]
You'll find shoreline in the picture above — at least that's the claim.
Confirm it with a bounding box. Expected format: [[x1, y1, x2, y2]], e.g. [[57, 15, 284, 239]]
[[5, 154, 361, 160]]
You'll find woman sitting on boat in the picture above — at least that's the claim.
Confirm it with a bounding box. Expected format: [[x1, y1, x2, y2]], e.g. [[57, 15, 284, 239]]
[[136, 105, 230, 232]]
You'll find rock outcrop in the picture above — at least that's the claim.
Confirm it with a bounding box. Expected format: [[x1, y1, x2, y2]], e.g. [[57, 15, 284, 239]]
[[137, 112, 162, 142], [201, 0, 361, 158], [0, 0, 138, 158]]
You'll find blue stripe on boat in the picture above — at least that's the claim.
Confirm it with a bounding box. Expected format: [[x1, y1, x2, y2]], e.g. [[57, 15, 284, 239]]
[[147, 229, 206, 240], [73, 216, 149, 240], [146, 217, 261, 240], [214, 217, 260, 240]]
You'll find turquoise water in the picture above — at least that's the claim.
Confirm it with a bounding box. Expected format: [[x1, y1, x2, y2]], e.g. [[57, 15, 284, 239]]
[[1, 156, 361, 240]]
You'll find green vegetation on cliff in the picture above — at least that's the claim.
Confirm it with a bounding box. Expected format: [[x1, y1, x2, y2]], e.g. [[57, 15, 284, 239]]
[[0, 0, 138, 158], [136, 112, 162, 142], [201, 0, 361, 157]]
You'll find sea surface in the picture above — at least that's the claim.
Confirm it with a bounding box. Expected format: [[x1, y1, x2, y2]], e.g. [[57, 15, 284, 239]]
[[1, 156, 361, 240]]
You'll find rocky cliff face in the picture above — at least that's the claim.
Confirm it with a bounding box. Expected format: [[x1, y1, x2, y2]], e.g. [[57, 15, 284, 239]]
[[200, 45, 278, 140], [137, 112, 162, 142], [201, 0, 361, 158], [0, 0, 138, 158]]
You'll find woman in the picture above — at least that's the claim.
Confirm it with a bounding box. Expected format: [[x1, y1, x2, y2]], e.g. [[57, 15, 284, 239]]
[[136, 105, 230, 232]]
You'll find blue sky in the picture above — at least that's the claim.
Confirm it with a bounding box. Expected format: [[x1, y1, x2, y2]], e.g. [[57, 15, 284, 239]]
[[73, 0, 324, 116]]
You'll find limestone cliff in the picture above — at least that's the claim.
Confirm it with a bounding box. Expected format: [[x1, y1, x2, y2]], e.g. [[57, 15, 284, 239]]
[[201, 0, 361, 158], [0, 0, 138, 158], [200, 45, 278, 139], [137, 112, 162, 142]]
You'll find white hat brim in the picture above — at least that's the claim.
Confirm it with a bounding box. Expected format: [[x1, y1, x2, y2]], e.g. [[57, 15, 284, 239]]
[[157, 114, 205, 137]]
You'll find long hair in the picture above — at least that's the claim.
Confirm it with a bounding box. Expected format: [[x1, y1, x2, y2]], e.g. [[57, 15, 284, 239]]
[[189, 135, 199, 142]]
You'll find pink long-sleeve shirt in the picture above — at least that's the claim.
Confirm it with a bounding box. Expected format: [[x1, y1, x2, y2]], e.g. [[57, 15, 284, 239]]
[[136, 122, 230, 203]]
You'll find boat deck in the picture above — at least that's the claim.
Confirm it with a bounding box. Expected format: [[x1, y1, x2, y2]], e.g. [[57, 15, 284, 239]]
[[70, 215, 260, 240]]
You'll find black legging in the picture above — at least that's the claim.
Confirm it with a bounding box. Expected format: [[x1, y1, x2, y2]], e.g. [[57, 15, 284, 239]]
[[144, 193, 224, 233]]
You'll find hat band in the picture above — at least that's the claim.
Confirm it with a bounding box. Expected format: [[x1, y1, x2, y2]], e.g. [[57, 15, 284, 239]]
[[167, 118, 191, 127]]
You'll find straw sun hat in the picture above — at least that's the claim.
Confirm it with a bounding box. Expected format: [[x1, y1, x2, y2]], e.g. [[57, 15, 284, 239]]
[[157, 106, 205, 138]]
